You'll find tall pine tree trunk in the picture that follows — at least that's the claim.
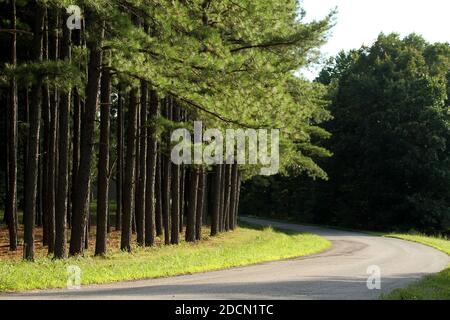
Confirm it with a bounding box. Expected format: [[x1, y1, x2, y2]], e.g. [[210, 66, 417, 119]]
[[229, 164, 238, 230], [210, 165, 221, 236], [70, 26, 83, 230], [145, 90, 158, 246], [186, 168, 199, 242], [223, 164, 232, 232], [219, 164, 226, 232], [23, 2, 45, 260], [234, 171, 241, 229], [162, 99, 172, 245], [155, 153, 163, 236], [6, 0, 18, 251], [45, 10, 59, 254], [95, 66, 111, 256], [195, 168, 205, 240], [70, 15, 104, 256], [54, 11, 71, 259], [41, 13, 50, 246], [121, 89, 138, 252], [116, 88, 124, 231], [170, 101, 180, 245], [179, 165, 185, 233], [136, 82, 147, 246]]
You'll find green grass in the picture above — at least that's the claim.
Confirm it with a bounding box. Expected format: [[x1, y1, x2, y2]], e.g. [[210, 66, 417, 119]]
[[382, 233, 450, 300], [0, 225, 330, 293]]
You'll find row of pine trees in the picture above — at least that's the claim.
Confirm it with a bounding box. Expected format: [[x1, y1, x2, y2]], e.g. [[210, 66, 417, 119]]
[[1, 0, 333, 260]]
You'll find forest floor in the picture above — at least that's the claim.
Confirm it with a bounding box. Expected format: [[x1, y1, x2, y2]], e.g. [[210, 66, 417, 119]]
[[382, 233, 450, 300], [0, 222, 330, 292]]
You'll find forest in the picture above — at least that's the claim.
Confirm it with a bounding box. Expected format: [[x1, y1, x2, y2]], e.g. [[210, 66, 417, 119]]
[[242, 34, 450, 235], [0, 0, 333, 260]]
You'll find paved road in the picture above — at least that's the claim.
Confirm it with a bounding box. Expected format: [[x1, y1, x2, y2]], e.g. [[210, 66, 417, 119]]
[[2, 217, 449, 300]]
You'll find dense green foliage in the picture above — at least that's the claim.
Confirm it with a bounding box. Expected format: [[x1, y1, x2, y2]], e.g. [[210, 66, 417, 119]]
[[242, 34, 450, 234]]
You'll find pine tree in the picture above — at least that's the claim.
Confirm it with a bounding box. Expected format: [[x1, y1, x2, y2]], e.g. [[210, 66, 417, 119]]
[[70, 13, 104, 256], [23, 1, 45, 260]]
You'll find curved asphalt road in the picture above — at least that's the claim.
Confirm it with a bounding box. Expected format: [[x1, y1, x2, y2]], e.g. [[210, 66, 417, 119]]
[[1, 216, 449, 300]]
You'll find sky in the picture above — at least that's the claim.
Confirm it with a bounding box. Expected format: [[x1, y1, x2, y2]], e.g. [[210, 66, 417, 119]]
[[299, 0, 450, 79]]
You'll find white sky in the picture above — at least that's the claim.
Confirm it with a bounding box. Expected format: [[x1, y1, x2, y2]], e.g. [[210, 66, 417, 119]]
[[299, 0, 450, 79]]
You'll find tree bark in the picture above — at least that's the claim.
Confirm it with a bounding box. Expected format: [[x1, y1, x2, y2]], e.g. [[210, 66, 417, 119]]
[[23, 2, 45, 260], [155, 153, 163, 236], [179, 165, 185, 233], [116, 88, 124, 231], [95, 66, 111, 256], [145, 90, 158, 246], [136, 82, 147, 246], [41, 13, 49, 247], [45, 11, 59, 255], [54, 11, 71, 259], [223, 164, 232, 232], [70, 27, 83, 230], [234, 171, 242, 229], [186, 168, 199, 242], [195, 168, 205, 240], [69, 14, 104, 256], [210, 165, 221, 236], [162, 99, 172, 245], [171, 101, 180, 245], [6, 0, 18, 251], [219, 164, 226, 232], [229, 164, 238, 230], [121, 89, 138, 252]]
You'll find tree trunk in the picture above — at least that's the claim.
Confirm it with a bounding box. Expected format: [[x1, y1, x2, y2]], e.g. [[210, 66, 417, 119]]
[[179, 165, 185, 233], [84, 182, 91, 250], [155, 153, 163, 236], [121, 89, 138, 252], [54, 11, 71, 259], [145, 90, 158, 246], [69, 14, 104, 256], [116, 88, 124, 231], [136, 82, 147, 246], [223, 164, 232, 232], [162, 99, 172, 245], [219, 164, 226, 232], [23, 2, 45, 260], [133, 96, 140, 236], [171, 101, 180, 245], [45, 11, 59, 255], [41, 13, 49, 247], [210, 165, 221, 236], [6, 0, 18, 251], [229, 164, 238, 230], [95, 66, 111, 256], [234, 171, 241, 229], [70, 27, 83, 230], [195, 168, 205, 240], [186, 168, 199, 242]]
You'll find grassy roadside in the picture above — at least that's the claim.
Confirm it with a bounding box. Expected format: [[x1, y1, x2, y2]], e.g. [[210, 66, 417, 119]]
[[0, 225, 330, 293], [382, 233, 450, 300]]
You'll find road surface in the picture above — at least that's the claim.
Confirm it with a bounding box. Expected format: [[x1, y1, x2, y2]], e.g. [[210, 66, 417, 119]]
[[1, 217, 449, 300]]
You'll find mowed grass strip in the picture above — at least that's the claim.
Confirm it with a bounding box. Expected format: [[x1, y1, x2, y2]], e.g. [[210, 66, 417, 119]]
[[0, 226, 330, 292], [382, 233, 450, 300]]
